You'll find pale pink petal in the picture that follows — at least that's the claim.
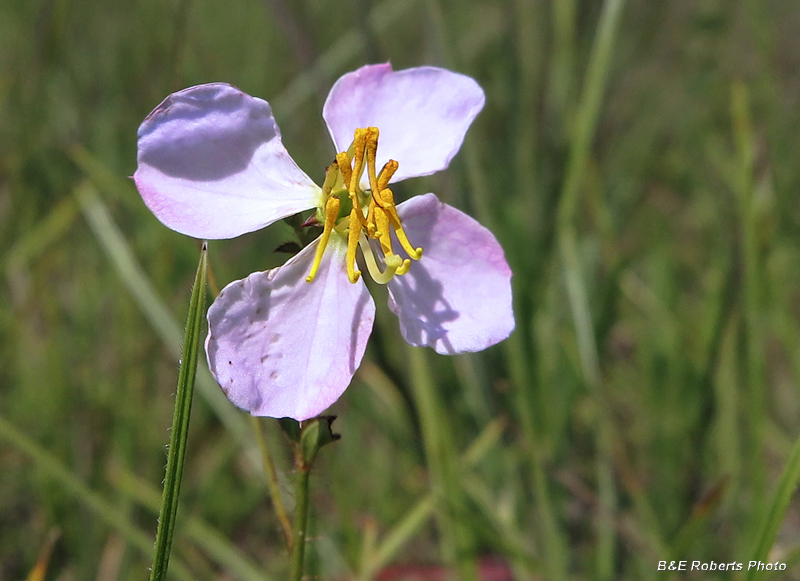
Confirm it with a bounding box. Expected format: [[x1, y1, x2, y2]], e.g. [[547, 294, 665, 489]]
[[205, 236, 375, 420], [386, 194, 514, 354], [322, 64, 484, 184], [135, 83, 320, 239]]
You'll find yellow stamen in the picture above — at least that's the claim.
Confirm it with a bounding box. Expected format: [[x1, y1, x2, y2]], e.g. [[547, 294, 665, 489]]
[[357, 234, 405, 284], [320, 159, 339, 197], [339, 148, 367, 231], [378, 187, 423, 260], [346, 207, 362, 283], [366, 196, 380, 238], [305, 196, 340, 283], [305, 126, 423, 286], [365, 127, 381, 196], [377, 160, 398, 191], [395, 258, 411, 275], [373, 206, 394, 258], [365, 141, 421, 262], [349, 128, 369, 194], [335, 152, 352, 191], [373, 205, 411, 278]]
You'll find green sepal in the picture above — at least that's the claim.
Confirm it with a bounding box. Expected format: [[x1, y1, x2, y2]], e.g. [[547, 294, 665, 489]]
[[299, 416, 340, 466], [278, 417, 302, 442], [283, 212, 321, 246]]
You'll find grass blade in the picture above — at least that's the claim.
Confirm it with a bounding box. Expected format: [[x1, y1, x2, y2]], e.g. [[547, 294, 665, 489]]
[[745, 432, 800, 581], [149, 242, 208, 581]]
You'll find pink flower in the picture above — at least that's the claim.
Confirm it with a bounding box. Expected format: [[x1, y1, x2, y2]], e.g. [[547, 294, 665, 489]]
[[135, 64, 514, 420]]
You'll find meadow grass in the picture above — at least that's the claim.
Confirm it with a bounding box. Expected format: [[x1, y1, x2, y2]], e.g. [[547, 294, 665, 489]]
[[3, 0, 800, 579]]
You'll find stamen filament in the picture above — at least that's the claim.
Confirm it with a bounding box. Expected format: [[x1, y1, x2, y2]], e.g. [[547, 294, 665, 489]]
[[357, 234, 401, 285]]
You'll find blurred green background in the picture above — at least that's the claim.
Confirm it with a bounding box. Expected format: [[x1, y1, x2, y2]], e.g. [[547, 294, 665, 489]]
[[4, 0, 800, 579]]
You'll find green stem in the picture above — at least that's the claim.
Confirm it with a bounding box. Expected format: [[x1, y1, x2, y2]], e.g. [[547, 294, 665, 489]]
[[282, 416, 337, 580], [250, 416, 293, 552], [289, 459, 312, 581], [149, 242, 208, 581]]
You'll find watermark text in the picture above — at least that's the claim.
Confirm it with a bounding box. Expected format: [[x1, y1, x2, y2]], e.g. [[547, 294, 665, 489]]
[[658, 561, 787, 572]]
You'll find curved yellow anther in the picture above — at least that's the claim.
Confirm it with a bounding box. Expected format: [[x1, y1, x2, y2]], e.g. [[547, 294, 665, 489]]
[[365, 197, 380, 238], [349, 128, 369, 195], [377, 160, 398, 192], [320, 159, 340, 198], [365, 127, 382, 197], [306, 196, 340, 283], [346, 207, 362, 283], [373, 206, 395, 258], [393, 224, 423, 261], [335, 152, 352, 190], [395, 258, 412, 276], [378, 188, 423, 260]]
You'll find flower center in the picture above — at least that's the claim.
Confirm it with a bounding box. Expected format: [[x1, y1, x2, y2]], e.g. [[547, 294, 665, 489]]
[[305, 127, 423, 285]]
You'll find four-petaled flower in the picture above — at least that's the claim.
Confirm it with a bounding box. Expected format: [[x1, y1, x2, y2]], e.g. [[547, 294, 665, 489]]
[[134, 63, 514, 421]]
